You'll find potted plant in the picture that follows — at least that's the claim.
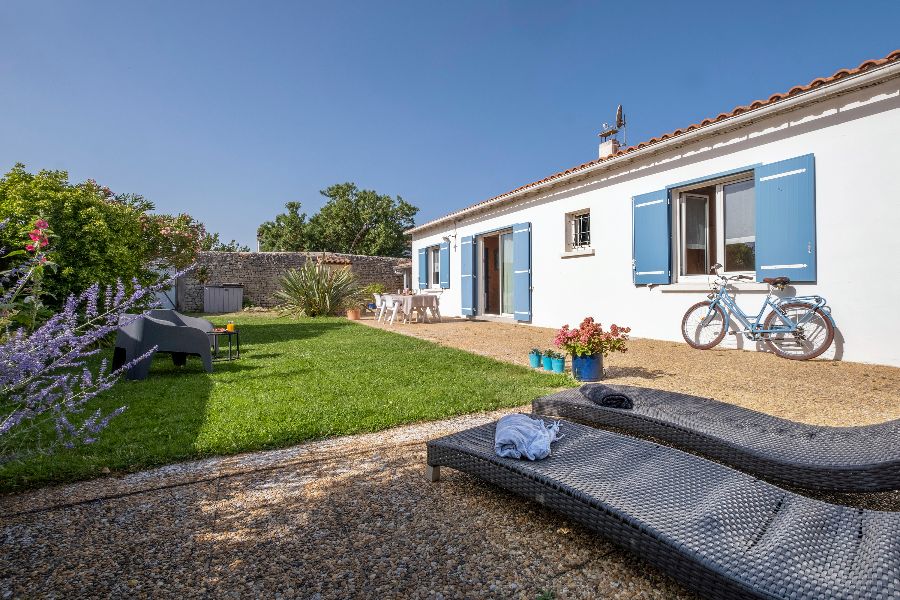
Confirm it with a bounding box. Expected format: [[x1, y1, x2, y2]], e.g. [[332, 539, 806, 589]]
[[554, 317, 630, 381], [542, 349, 554, 371], [528, 348, 542, 368], [549, 351, 565, 374]]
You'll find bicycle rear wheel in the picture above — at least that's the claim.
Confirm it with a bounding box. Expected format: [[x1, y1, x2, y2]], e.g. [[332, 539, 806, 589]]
[[681, 301, 727, 350], [763, 302, 834, 360]]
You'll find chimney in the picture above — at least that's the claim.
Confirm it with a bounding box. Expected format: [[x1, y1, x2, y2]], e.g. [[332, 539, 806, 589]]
[[599, 138, 620, 159]]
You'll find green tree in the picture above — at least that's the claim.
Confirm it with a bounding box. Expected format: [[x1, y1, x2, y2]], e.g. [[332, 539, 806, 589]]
[[257, 201, 309, 252], [200, 232, 251, 252], [0, 164, 204, 306], [257, 184, 418, 257]]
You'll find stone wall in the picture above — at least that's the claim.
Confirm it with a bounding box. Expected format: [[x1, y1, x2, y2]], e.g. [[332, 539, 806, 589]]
[[179, 251, 409, 312]]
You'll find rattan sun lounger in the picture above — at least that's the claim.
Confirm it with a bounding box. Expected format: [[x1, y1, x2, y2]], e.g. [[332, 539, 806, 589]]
[[426, 419, 900, 600], [532, 385, 900, 492]]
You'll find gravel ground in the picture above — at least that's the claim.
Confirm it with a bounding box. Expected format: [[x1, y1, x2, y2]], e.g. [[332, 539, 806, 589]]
[[0, 411, 694, 599], [359, 316, 900, 427], [3, 316, 898, 598]]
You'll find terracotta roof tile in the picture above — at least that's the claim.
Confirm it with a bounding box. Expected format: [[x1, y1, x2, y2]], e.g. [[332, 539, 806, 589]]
[[412, 49, 900, 233]]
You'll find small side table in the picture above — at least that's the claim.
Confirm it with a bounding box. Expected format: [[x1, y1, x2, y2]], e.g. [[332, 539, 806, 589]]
[[208, 329, 241, 361]]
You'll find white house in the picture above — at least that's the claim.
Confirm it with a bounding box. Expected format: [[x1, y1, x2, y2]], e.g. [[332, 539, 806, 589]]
[[408, 49, 900, 367]]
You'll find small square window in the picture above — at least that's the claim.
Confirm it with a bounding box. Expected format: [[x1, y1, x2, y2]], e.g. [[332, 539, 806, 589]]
[[566, 210, 591, 251]]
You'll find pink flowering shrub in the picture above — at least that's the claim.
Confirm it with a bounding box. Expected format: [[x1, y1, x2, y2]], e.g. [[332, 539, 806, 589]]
[[554, 317, 631, 357]]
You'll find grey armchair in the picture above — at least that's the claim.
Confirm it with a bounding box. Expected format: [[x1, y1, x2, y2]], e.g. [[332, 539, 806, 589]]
[[112, 310, 214, 380]]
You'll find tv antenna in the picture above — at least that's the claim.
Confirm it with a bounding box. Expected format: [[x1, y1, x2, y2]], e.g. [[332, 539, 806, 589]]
[[598, 104, 627, 147]]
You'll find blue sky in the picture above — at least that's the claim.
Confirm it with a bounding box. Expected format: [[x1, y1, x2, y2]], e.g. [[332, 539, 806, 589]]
[[2, 1, 897, 248]]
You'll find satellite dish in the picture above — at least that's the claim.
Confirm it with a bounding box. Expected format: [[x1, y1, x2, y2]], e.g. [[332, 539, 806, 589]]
[[615, 105, 625, 129]]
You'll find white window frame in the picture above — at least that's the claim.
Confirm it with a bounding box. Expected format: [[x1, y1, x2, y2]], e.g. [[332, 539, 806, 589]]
[[427, 246, 441, 288], [672, 171, 755, 283], [562, 209, 594, 257]]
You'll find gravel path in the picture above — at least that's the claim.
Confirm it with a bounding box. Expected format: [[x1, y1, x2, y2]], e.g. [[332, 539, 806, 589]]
[[359, 316, 900, 427], [4, 316, 898, 598], [0, 411, 693, 599]]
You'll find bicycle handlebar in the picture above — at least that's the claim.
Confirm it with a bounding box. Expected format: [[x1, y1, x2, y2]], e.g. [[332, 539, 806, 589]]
[[708, 263, 754, 283]]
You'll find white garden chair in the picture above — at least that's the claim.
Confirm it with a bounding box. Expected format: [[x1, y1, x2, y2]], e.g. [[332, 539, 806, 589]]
[[386, 297, 406, 325], [373, 294, 387, 322]]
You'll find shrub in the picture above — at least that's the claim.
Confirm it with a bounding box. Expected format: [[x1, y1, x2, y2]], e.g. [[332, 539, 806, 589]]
[[1, 219, 179, 460], [362, 282, 387, 296], [275, 261, 362, 317], [554, 317, 631, 357], [0, 164, 205, 307]]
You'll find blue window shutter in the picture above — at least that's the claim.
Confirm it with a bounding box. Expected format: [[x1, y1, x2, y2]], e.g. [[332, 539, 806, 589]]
[[417, 248, 427, 289], [755, 154, 816, 282], [513, 222, 532, 322], [439, 241, 450, 289], [632, 189, 671, 285], [460, 236, 475, 315]]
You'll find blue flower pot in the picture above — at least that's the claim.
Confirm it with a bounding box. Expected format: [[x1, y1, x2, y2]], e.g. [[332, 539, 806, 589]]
[[541, 355, 553, 371], [571, 354, 603, 381], [551, 357, 565, 374], [528, 352, 542, 368]]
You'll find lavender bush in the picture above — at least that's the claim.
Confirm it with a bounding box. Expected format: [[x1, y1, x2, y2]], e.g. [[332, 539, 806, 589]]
[[1, 219, 182, 461]]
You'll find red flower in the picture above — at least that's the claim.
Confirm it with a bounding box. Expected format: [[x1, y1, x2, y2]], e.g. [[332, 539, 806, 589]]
[[34, 219, 49, 230], [25, 243, 35, 252]]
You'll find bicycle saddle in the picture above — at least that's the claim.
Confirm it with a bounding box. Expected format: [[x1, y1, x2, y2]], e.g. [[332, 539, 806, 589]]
[[762, 276, 791, 286]]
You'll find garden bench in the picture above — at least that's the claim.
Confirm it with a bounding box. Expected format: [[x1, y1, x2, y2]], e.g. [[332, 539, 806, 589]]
[[426, 419, 900, 600], [532, 385, 900, 492]]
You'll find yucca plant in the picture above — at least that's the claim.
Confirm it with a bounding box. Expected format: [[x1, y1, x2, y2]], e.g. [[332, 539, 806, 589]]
[[275, 261, 362, 317]]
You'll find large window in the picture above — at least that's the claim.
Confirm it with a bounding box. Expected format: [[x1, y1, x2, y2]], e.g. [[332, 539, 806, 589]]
[[633, 153, 816, 286], [428, 246, 440, 288], [675, 174, 755, 279]]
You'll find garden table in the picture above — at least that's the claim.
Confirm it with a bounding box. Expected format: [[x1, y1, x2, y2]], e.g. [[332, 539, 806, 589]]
[[383, 293, 440, 324]]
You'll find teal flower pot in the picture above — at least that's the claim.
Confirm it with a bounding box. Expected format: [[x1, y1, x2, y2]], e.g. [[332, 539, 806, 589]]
[[551, 357, 565, 374], [528, 352, 542, 368], [572, 354, 603, 381], [541, 355, 553, 371]]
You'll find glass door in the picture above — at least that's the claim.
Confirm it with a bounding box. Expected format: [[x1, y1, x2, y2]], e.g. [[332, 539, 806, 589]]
[[680, 193, 709, 275], [500, 232, 514, 315]]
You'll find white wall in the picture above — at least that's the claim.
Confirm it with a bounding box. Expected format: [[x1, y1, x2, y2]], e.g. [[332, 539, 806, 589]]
[[413, 79, 900, 366]]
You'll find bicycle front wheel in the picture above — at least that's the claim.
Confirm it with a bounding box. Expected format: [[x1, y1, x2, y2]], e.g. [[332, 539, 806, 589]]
[[681, 301, 727, 350], [763, 302, 834, 360]]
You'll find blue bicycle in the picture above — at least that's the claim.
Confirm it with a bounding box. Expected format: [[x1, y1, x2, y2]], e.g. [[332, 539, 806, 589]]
[[681, 263, 835, 360]]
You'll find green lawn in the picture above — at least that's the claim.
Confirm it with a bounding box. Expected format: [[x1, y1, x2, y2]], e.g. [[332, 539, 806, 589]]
[[1, 315, 572, 492]]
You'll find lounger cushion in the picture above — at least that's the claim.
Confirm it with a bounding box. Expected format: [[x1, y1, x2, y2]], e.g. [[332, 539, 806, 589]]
[[579, 383, 633, 409], [427, 418, 900, 600]]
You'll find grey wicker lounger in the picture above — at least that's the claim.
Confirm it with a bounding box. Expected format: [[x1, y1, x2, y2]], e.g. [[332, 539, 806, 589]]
[[427, 419, 900, 600], [532, 385, 900, 492]]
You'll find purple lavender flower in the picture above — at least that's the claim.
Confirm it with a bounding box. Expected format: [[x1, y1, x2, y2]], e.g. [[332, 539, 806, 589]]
[[1, 263, 193, 461]]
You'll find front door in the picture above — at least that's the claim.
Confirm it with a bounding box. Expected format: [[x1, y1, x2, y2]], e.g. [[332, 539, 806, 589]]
[[479, 231, 514, 317]]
